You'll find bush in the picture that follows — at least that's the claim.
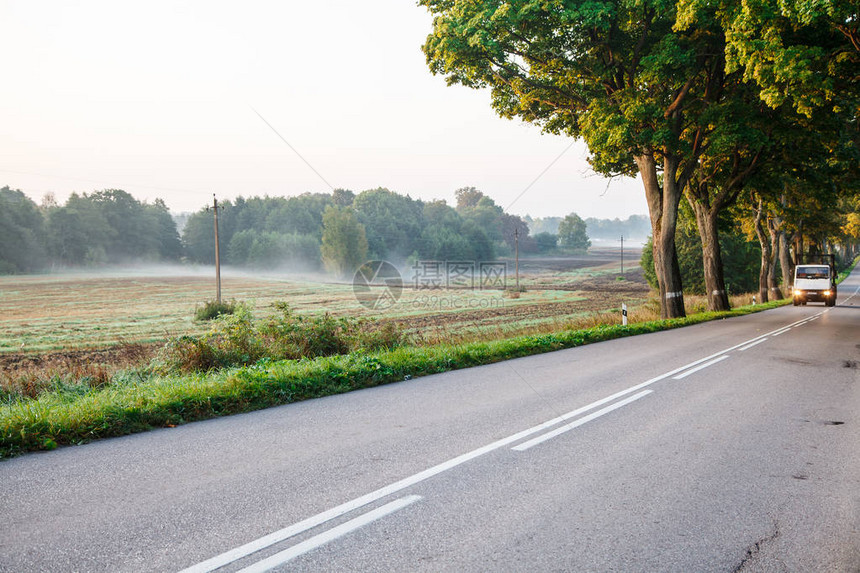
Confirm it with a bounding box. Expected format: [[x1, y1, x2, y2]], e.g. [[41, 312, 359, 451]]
[[161, 302, 407, 373], [194, 300, 238, 321]]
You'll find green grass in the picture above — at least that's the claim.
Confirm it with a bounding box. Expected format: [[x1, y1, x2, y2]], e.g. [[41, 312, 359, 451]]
[[0, 299, 788, 459], [837, 255, 860, 284]]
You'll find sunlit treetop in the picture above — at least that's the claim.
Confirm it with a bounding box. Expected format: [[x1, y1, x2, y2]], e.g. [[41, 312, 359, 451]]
[[421, 0, 721, 177], [676, 0, 859, 116]]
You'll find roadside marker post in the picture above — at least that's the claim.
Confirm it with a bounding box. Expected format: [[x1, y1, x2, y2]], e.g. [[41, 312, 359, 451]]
[[622, 303, 628, 326]]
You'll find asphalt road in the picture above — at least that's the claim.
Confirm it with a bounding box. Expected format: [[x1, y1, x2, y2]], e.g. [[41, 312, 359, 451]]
[[2, 270, 859, 572]]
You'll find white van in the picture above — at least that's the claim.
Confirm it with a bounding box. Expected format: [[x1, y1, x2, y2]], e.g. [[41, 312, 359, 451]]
[[793, 264, 836, 306]]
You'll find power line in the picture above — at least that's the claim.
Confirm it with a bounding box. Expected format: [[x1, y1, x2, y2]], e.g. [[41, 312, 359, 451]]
[[505, 141, 575, 211], [250, 106, 335, 191]]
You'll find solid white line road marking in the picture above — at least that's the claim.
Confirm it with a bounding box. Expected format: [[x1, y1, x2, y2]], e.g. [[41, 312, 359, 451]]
[[236, 496, 422, 573], [738, 338, 767, 352], [673, 355, 730, 380], [177, 310, 827, 573], [512, 390, 653, 452]]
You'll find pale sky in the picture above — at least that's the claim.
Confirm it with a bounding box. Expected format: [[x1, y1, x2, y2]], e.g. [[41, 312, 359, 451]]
[[0, 0, 647, 219]]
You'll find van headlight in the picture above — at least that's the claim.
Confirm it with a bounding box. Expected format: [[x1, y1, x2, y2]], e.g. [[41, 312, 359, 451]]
[[794, 289, 803, 296], [824, 290, 831, 296]]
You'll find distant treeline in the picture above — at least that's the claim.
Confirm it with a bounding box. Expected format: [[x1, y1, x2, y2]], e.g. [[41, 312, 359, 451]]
[[526, 214, 651, 241], [0, 187, 181, 273], [2, 184, 610, 275], [181, 186, 593, 270]]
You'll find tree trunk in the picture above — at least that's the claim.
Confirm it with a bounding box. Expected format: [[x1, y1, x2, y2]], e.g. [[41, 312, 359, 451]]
[[635, 153, 686, 319], [690, 199, 730, 311], [753, 198, 770, 303], [767, 220, 783, 299], [777, 196, 793, 289], [779, 231, 793, 290], [794, 221, 804, 265]]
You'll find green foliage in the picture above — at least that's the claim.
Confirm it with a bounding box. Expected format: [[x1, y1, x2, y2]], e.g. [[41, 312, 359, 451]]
[[455, 186, 484, 210], [352, 188, 424, 259], [420, 0, 696, 176], [0, 186, 183, 272], [417, 200, 495, 261], [0, 187, 47, 273], [183, 193, 333, 266], [642, 206, 761, 295], [320, 206, 369, 278], [194, 300, 239, 322], [418, 224, 475, 260], [182, 187, 509, 271], [161, 302, 406, 373], [557, 213, 591, 252], [534, 232, 558, 253], [332, 188, 355, 207], [227, 230, 321, 268], [677, 0, 858, 116]]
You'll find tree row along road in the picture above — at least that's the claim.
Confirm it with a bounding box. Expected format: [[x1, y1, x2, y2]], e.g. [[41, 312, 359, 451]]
[[2, 271, 859, 572]]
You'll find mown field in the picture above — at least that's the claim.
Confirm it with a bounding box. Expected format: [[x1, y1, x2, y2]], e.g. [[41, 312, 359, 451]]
[[0, 250, 648, 355]]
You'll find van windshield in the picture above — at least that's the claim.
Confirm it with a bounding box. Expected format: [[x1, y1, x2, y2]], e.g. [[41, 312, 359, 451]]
[[796, 266, 830, 279]]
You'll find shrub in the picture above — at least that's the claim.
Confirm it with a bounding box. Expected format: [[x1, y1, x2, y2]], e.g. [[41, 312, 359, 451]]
[[160, 302, 407, 373], [194, 300, 238, 321]]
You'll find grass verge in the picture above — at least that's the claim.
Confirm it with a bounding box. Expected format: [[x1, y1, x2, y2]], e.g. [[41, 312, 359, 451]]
[[1, 299, 789, 459], [837, 254, 860, 284]]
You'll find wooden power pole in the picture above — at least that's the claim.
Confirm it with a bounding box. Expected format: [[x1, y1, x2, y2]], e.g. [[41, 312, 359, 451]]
[[514, 227, 520, 290], [211, 195, 222, 304]]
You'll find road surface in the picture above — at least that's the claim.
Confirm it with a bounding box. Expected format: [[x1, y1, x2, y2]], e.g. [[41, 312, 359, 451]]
[[2, 269, 859, 572]]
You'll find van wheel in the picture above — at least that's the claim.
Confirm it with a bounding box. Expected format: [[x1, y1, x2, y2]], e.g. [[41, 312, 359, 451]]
[[793, 298, 800, 306]]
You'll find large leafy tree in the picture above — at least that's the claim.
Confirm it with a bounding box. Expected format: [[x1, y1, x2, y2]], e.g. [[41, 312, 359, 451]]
[[352, 188, 424, 260], [557, 213, 591, 252], [320, 206, 369, 278], [421, 0, 728, 317], [147, 199, 183, 261]]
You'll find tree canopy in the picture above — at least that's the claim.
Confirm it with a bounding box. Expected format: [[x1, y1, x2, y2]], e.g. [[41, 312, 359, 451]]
[[422, 0, 859, 314]]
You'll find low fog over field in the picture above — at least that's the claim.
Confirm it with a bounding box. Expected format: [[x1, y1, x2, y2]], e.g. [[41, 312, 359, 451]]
[[0, 185, 648, 280]]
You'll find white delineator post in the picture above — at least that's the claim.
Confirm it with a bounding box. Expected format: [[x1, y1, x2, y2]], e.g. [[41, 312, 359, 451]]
[[622, 303, 628, 326]]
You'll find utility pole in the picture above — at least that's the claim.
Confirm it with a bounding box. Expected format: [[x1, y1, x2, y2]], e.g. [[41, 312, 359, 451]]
[[620, 234, 624, 275], [514, 227, 520, 290], [209, 194, 223, 304]]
